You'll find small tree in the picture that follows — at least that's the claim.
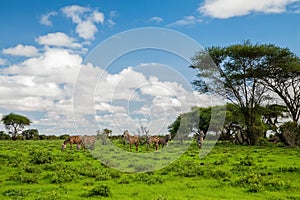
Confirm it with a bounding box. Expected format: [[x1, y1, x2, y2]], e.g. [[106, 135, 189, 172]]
[[0, 131, 11, 140], [22, 129, 39, 140], [1, 113, 32, 140]]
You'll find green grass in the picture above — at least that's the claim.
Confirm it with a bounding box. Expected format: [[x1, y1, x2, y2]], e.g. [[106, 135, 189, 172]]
[[0, 140, 299, 200]]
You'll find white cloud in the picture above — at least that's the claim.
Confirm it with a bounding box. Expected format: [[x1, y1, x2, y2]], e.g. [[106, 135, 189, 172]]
[[61, 5, 104, 40], [61, 5, 89, 23], [0, 47, 221, 135], [150, 17, 163, 23], [95, 102, 126, 113], [92, 10, 104, 23], [2, 44, 39, 57], [107, 11, 118, 28], [40, 11, 57, 26], [199, 0, 299, 19], [36, 32, 82, 48], [167, 16, 203, 27], [3, 48, 82, 84], [0, 58, 7, 65], [75, 21, 98, 40]]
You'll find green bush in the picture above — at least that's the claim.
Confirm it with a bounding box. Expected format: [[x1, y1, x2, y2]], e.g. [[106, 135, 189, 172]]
[[3, 189, 29, 197], [30, 150, 53, 164], [88, 185, 111, 197], [135, 174, 164, 184], [23, 164, 42, 174], [279, 166, 299, 173], [279, 122, 300, 147], [8, 173, 39, 184], [239, 155, 255, 166], [50, 171, 74, 184]]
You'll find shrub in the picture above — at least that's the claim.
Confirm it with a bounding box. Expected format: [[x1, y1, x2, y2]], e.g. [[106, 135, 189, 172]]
[[236, 172, 264, 193], [50, 171, 74, 184], [239, 155, 255, 166], [118, 177, 131, 184], [264, 178, 290, 191], [210, 170, 230, 179], [279, 166, 299, 173], [3, 189, 29, 197], [156, 195, 168, 200], [8, 173, 39, 184], [279, 122, 300, 147], [23, 164, 42, 174], [88, 185, 111, 197], [135, 174, 164, 184], [30, 150, 53, 164], [83, 180, 95, 186]]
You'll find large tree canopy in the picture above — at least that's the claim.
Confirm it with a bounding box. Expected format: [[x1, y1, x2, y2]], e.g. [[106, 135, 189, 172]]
[[255, 46, 300, 122], [191, 41, 300, 145], [1, 113, 32, 140]]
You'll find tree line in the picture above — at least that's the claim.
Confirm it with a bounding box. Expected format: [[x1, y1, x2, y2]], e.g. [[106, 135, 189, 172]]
[[169, 41, 300, 146]]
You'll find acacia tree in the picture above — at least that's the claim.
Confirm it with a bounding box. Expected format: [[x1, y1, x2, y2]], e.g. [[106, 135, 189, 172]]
[[191, 41, 283, 145], [1, 113, 32, 140], [255, 46, 300, 122]]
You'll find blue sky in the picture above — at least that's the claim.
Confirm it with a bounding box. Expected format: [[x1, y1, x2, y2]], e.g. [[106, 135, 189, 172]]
[[1, 0, 300, 135]]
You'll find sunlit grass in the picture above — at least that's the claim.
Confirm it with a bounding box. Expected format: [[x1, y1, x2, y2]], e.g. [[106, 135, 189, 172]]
[[0, 140, 299, 199]]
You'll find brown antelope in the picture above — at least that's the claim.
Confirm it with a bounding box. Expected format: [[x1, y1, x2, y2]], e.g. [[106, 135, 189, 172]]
[[158, 134, 172, 149], [146, 135, 160, 150], [81, 135, 97, 150], [62, 136, 83, 151], [122, 130, 139, 151]]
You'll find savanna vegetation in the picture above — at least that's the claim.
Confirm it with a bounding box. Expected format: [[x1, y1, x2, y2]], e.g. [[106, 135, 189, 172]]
[[0, 41, 299, 199], [0, 140, 299, 200]]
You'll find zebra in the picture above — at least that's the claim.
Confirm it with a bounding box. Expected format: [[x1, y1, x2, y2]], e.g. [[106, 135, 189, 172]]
[[122, 130, 139, 152]]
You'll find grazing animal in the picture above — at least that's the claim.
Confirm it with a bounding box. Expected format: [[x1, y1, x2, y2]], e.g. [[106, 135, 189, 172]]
[[122, 130, 139, 151], [158, 134, 172, 149], [62, 136, 83, 151], [196, 130, 205, 149], [81, 135, 97, 149], [146, 135, 160, 150]]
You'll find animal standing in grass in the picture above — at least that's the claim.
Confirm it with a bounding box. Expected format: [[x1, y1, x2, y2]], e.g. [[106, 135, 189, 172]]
[[196, 130, 205, 149], [159, 134, 172, 149], [62, 136, 83, 150], [81, 135, 97, 150], [122, 130, 139, 151], [146, 135, 160, 151]]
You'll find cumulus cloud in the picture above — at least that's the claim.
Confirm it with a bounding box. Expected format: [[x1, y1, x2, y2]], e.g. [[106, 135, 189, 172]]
[[40, 11, 57, 26], [167, 16, 203, 27], [199, 0, 299, 19], [2, 44, 39, 57], [61, 5, 104, 40], [3, 48, 82, 84], [35, 32, 82, 48], [75, 21, 98, 40], [1, 46, 221, 135]]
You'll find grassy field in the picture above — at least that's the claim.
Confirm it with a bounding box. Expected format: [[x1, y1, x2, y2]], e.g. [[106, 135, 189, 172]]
[[0, 139, 299, 200]]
